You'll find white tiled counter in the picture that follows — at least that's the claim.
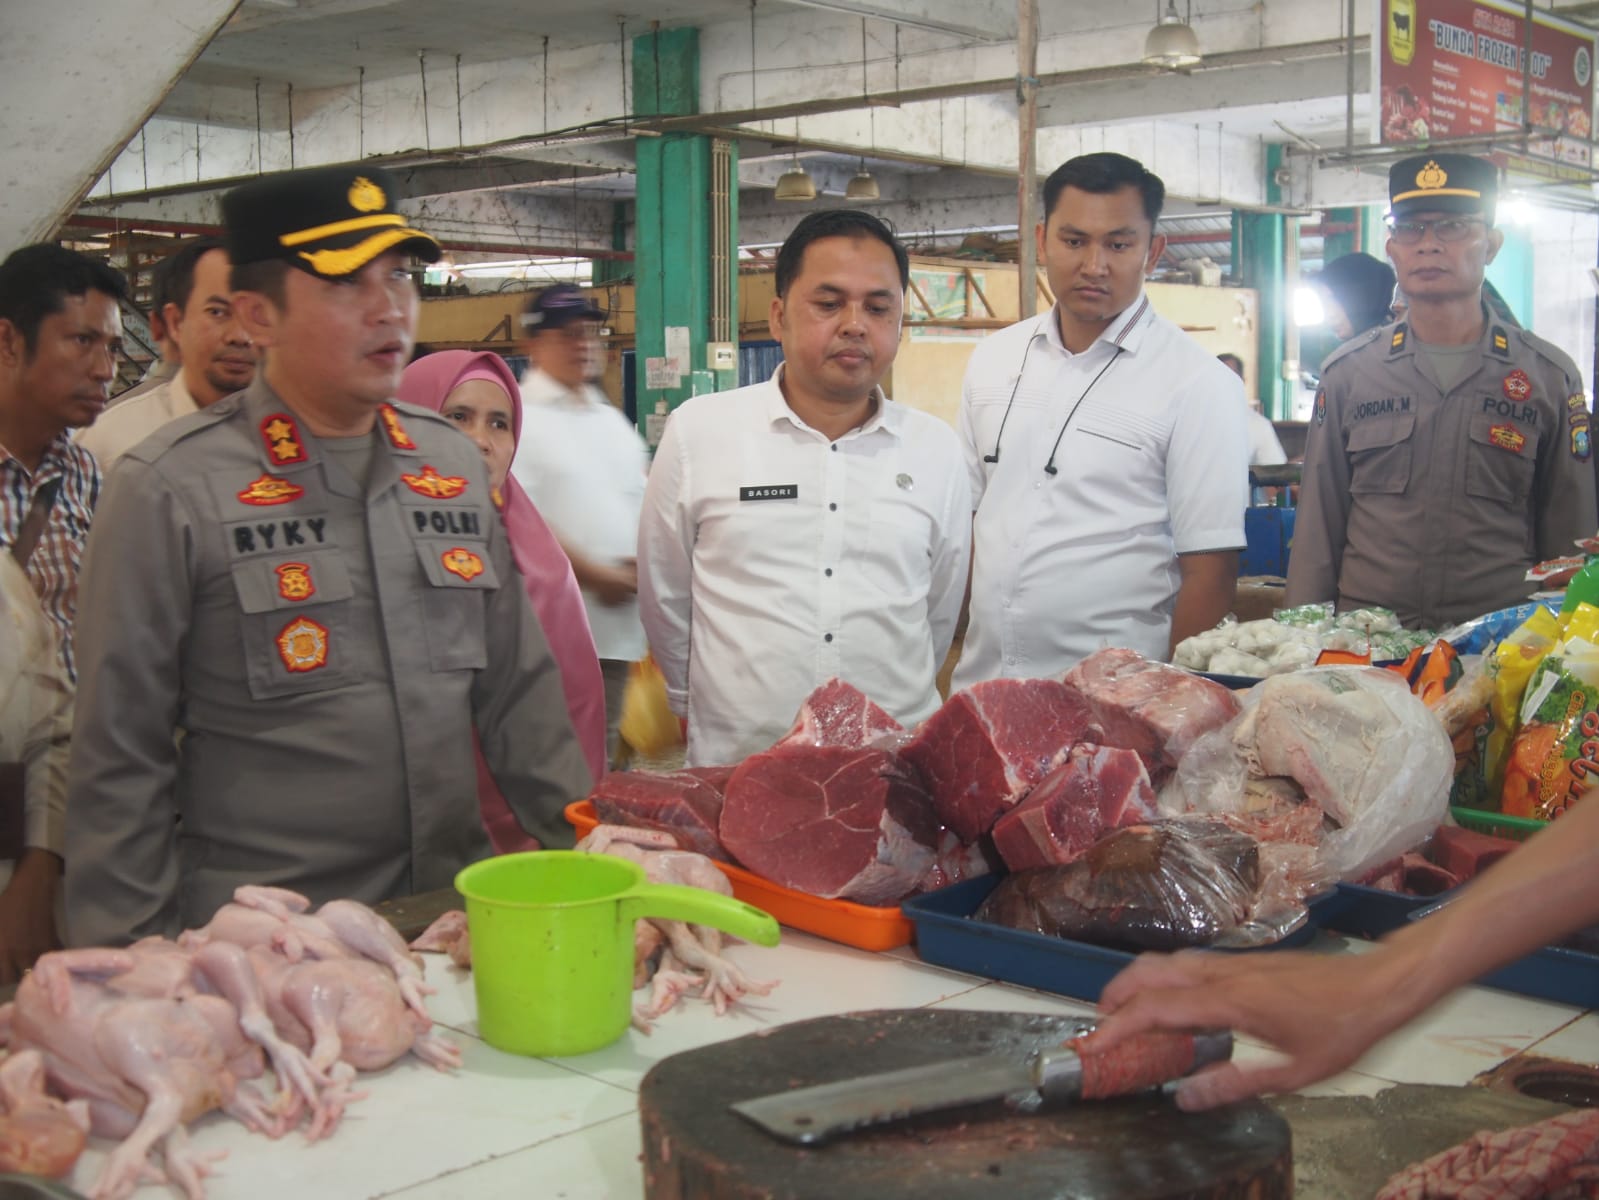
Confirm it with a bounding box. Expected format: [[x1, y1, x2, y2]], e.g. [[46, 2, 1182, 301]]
[[64, 930, 1596, 1200]]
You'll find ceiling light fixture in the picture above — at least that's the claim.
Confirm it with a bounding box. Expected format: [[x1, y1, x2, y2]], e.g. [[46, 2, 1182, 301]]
[[1143, 0, 1201, 69], [845, 159, 880, 200], [775, 116, 815, 201], [844, 20, 880, 202]]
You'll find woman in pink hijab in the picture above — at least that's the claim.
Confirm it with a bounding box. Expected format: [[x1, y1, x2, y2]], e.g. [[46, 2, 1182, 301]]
[[399, 350, 606, 851]]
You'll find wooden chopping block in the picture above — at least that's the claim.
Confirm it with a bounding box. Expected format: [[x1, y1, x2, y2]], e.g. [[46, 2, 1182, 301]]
[[640, 1010, 1290, 1200]]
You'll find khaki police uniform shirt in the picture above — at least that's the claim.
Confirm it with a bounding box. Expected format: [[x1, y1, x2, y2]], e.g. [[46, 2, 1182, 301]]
[[65, 377, 591, 945], [1287, 315, 1596, 628]]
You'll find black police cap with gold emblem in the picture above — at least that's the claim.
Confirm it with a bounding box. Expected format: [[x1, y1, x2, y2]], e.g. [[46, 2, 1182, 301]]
[[222, 165, 441, 280], [1389, 153, 1497, 222]]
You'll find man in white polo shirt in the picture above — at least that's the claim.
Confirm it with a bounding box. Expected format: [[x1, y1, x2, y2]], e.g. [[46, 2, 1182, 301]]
[[955, 152, 1247, 686], [513, 284, 647, 767], [638, 210, 971, 766], [79, 238, 257, 472]]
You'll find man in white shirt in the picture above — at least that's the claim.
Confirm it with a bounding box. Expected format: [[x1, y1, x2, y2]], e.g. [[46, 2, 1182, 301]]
[[638, 210, 971, 766], [955, 153, 1247, 686], [512, 284, 648, 766], [79, 238, 257, 471]]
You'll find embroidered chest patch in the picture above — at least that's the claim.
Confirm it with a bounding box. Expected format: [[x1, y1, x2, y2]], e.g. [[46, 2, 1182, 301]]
[[1502, 370, 1532, 401], [276, 616, 328, 672], [1488, 423, 1526, 454], [275, 562, 315, 601], [237, 474, 304, 506], [401, 465, 468, 499], [442, 547, 484, 581]]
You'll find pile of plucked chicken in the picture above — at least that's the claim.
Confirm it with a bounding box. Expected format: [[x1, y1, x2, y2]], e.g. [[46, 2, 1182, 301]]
[[0, 886, 457, 1199]]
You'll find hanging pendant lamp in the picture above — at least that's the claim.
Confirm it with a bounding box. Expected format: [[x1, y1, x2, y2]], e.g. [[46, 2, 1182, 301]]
[[1143, 0, 1201, 68]]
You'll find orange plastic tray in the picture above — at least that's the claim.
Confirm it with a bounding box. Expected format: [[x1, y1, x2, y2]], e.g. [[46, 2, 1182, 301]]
[[564, 800, 914, 951]]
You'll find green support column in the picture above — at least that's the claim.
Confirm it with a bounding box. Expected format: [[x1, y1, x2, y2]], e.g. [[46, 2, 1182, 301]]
[[632, 27, 740, 441], [1238, 145, 1288, 420]]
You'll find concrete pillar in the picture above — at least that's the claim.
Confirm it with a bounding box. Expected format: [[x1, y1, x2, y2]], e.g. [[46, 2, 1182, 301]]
[[632, 27, 739, 440], [0, 0, 239, 250], [1239, 147, 1288, 420]]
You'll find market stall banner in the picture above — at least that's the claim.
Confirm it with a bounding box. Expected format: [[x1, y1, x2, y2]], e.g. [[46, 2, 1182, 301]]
[[1375, 0, 1596, 178]]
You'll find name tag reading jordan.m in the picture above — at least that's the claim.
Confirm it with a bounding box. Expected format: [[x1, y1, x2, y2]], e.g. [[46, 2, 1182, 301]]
[[740, 485, 799, 502]]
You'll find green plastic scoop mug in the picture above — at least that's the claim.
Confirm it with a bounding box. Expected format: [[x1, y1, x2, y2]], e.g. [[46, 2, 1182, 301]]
[[455, 850, 781, 1056]]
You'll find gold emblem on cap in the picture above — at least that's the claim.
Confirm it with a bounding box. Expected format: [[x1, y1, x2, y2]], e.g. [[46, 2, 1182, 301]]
[[1415, 160, 1447, 191], [348, 176, 386, 213]]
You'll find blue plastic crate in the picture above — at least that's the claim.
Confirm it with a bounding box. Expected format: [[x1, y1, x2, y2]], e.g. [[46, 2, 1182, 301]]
[[903, 874, 1327, 1005], [1318, 882, 1435, 940], [1407, 898, 1599, 1007], [1242, 506, 1296, 577]]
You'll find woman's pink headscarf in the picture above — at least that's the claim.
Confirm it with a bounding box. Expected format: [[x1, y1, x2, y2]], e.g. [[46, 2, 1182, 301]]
[[399, 350, 607, 851]]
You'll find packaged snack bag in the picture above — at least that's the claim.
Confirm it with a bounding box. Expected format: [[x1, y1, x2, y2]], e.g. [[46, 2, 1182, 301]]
[[1502, 638, 1599, 820]]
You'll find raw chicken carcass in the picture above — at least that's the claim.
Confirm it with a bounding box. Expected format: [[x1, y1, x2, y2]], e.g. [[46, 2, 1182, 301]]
[[577, 825, 778, 1022], [720, 745, 937, 905], [1063, 647, 1241, 771], [182, 886, 435, 1024], [990, 745, 1159, 872], [900, 678, 1099, 841], [5, 947, 290, 1200], [775, 678, 905, 750], [0, 1048, 90, 1178]]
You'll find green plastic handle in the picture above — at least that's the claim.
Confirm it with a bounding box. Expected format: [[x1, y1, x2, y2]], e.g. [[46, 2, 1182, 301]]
[[621, 883, 781, 947]]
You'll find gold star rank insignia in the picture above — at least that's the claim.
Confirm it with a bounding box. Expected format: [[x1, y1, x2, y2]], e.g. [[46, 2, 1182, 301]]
[[378, 404, 418, 451], [237, 474, 305, 506], [441, 547, 485, 581], [401, 465, 468, 499], [276, 616, 329, 672], [260, 413, 309, 465]]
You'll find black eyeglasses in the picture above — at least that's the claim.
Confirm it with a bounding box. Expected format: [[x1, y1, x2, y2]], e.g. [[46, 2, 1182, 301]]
[[1387, 216, 1486, 245]]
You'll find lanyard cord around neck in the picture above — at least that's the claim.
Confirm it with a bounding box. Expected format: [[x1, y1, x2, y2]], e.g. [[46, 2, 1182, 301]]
[[1043, 345, 1126, 475]]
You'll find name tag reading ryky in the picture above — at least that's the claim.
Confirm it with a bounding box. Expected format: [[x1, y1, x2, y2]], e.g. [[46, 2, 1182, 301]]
[[740, 485, 799, 501]]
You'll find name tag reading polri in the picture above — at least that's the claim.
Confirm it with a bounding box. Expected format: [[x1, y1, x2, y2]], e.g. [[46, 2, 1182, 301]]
[[739, 485, 799, 501]]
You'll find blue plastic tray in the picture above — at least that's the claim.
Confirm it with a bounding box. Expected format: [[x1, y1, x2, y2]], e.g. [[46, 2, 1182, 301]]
[[902, 874, 1325, 1005], [1318, 882, 1434, 940], [1407, 897, 1599, 1007]]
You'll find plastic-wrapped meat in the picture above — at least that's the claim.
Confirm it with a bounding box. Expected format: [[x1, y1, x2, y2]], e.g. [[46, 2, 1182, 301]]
[[775, 679, 904, 749], [974, 820, 1260, 952], [1063, 648, 1241, 770], [590, 767, 734, 861]]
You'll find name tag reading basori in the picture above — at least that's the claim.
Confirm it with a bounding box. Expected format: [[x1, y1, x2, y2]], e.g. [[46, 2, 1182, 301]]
[[740, 485, 799, 502]]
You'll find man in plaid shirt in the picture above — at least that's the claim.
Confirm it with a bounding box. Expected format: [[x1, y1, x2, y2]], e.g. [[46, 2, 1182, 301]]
[[0, 243, 124, 978]]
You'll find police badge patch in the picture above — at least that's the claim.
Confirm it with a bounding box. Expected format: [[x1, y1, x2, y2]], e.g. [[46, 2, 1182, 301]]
[[1574, 422, 1592, 462], [1314, 388, 1327, 427], [1502, 370, 1531, 401], [276, 616, 329, 672]]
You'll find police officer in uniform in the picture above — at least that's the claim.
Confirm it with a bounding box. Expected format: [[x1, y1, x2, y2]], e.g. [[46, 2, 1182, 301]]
[[1287, 154, 1595, 628], [65, 167, 591, 944]]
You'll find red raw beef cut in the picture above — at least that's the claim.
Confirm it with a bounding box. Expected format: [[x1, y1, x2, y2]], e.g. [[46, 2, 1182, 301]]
[[591, 767, 735, 861], [1360, 853, 1460, 896], [1063, 647, 1241, 770], [719, 745, 937, 905], [917, 830, 999, 893], [900, 678, 1098, 842], [1429, 824, 1515, 882], [990, 746, 1158, 872], [776, 678, 904, 749]]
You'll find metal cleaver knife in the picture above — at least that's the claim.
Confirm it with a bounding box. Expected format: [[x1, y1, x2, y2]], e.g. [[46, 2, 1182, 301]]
[[731, 1029, 1232, 1145]]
